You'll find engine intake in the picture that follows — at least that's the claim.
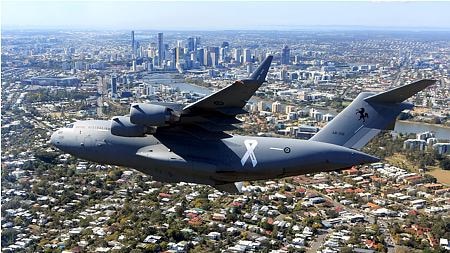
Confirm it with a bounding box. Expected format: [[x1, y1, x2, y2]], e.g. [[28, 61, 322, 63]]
[[111, 116, 147, 137], [130, 103, 179, 127]]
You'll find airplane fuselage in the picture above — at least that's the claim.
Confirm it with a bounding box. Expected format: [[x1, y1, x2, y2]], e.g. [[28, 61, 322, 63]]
[[51, 120, 378, 186]]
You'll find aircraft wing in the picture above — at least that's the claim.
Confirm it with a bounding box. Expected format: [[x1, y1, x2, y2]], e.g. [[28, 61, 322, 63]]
[[162, 56, 272, 137], [183, 55, 272, 114]]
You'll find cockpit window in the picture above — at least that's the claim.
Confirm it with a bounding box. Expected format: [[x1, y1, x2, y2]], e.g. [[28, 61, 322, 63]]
[[66, 123, 74, 128]]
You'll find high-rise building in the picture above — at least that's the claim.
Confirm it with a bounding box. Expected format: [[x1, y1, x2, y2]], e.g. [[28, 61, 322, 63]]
[[194, 37, 201, 51], [244, 48, 251, 63], [158, 33, 164, 66], [203, 48, 211, 67], [233, 48, 242, 64], [170, 48, 177, 69], [187, 37, 195, 52], [175, 47, 183, 66], [197, 49, 204, 65], [210, 47, 219, 67], [131, 31, 135, 54], [281, 45, 290, 65], [111, 76, 117, 97]]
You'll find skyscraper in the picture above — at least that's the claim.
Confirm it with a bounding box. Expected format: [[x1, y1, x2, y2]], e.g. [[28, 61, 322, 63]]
[[233, 48, 242, 64], [187, 37, 195, 52], [281, 45, 291, 65], [175, 47, 182, 67], [194, 37, 201, 51], [111, 76, 117, 97], [203, 48, 211, 67], [131, 31, 135, 54], [210, 47, 219, 67], [158, 33, 164, 66], [244, 48, 251, 63]]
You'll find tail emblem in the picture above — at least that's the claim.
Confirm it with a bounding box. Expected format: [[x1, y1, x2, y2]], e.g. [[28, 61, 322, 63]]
[[241, 140, 258, 167], [356, 108, 369, 123]]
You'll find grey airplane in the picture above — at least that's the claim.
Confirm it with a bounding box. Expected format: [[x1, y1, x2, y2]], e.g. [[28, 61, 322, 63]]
[[50, 56, 436, 193]]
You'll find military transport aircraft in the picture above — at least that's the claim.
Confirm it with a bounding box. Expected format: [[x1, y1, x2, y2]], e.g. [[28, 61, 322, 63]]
[[50, 56, 436, 193]]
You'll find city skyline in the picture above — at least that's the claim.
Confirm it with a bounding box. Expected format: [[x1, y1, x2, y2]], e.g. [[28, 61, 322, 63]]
[[2, 1, 450, 30]]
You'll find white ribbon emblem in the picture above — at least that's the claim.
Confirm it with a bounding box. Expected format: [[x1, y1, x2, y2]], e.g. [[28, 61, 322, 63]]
[[241, 140, 258, 167]]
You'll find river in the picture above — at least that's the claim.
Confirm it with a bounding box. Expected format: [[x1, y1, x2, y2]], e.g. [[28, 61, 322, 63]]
[[394, 121, 450, 140], [143, 73, 212, 95]]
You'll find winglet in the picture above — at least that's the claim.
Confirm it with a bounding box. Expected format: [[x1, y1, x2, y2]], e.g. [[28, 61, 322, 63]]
[[364, 79, 436, 104], [249, 55, 273, 83]]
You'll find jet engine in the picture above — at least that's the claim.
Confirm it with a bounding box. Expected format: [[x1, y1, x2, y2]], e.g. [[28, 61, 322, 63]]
[[111, 116, 147, 137], [129, 103, 180, 127]]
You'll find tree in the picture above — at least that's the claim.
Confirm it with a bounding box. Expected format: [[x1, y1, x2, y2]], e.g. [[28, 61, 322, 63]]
[[440, 157, 450, 170]]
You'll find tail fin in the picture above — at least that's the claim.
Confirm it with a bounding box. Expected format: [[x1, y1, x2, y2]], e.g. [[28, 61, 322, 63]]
[[310, 79, 436, 149]]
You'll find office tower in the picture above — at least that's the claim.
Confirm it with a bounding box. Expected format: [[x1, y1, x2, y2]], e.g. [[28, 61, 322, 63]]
[[131, 31, 135, 54], [281, 45, 290, 65], [194, 37, 201, 51], [220, 47, 227, 62], [221, 41, 229, 48], [158, 32, 164, 66], [170, 48, 177, 69], [243, 48, 251, 63], [203, 48, 211, 67], [210, 47, 219, 67], [210, 52, 217, 68], [187, 37, 195, 52], [135, 41, 140, 57], [233, 48, 242, 64], [197, 49, 204, 65], [111, 76, 117, 97], [175, 47, 184, 66]]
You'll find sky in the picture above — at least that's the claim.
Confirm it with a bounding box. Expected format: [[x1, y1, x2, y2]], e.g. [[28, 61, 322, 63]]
[[2, 1, 450, 30]]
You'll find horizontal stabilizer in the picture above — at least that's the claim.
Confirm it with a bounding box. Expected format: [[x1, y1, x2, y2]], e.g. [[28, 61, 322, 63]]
[[364, 79, 436, 104]]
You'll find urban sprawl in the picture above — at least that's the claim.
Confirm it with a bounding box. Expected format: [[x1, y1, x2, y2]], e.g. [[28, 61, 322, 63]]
[[1, 30, 450, 253]]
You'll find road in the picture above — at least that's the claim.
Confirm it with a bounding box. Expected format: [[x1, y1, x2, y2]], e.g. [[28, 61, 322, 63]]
[[307, 229, 328, 252]]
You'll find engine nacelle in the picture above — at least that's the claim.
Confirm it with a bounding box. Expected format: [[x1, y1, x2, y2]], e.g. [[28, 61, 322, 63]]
[[129, 103, 179, 127], [111, 116, 147, 137]]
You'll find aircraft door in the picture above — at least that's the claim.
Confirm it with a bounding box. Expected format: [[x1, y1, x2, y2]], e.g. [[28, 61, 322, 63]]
[[82, 134, 94, 148]]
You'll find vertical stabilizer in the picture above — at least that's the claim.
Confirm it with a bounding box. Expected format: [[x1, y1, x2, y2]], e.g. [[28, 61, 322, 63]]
[[310, 79, 436, 149]]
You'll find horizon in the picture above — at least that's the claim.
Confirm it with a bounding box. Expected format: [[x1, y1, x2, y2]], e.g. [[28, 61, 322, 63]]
[[2, 1, 450, 30]]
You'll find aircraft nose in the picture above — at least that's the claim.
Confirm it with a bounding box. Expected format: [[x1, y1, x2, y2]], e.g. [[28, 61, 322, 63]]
[[50, 129, 62, 148]]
